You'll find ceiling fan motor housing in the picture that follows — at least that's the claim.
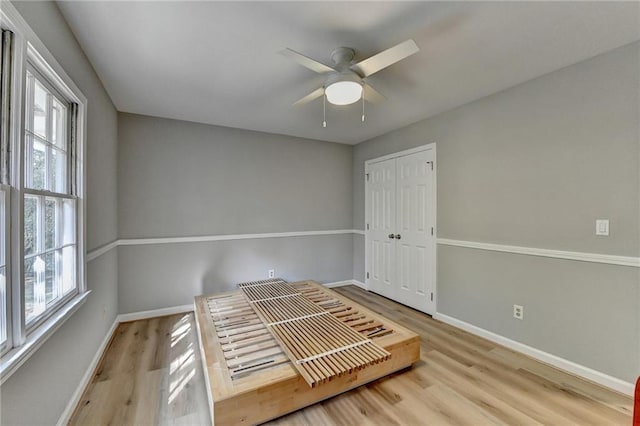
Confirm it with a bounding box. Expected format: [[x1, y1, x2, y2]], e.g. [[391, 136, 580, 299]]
[[330, 47, 357, 69]]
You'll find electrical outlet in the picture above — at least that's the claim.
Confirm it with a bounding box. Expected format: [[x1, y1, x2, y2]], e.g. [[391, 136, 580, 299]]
[[513, 304, 524, 320], [268, 269, 275, 279]]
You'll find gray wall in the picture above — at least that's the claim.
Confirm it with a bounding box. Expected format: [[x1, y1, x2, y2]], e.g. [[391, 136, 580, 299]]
[[118, 113, 353, 237], [353, 42, 640, 382], [438, 246, 638, 381], [1, 1, 119, 425], [118, 114, 353, 312], [118, 236, 352, 314]]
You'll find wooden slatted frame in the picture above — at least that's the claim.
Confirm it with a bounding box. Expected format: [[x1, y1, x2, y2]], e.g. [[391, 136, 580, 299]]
[[239, 281, 390, 387], [207, 292, 289, 379], [195, 280, 420, 425]]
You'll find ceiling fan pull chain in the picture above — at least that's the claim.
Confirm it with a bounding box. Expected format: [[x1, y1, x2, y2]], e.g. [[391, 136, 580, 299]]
[[362, 93, 365, 122], [323, 93, 327, 128]]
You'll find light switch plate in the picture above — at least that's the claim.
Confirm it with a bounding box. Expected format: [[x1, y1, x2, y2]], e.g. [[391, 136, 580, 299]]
[[596, 219, 609, 236]]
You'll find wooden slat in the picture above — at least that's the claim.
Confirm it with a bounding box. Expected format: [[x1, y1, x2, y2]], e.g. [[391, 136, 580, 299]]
[[238, 280, 391, 387], [228, 354, 290, 379], [225, 346, 284, 369], [201, 288, 289, 380]]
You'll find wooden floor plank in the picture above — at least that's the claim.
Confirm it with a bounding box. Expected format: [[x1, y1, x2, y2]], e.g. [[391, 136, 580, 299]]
[[69, 314, 211, 426], [489, 346, 634, 416], [69, 286, 632, 425]]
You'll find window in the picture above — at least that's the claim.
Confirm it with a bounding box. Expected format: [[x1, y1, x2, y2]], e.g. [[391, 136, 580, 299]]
[[0, 186, 7, 350], [23, 67, 78, 327], [1, 26, 13, 359], [1, 3, 87, 379]]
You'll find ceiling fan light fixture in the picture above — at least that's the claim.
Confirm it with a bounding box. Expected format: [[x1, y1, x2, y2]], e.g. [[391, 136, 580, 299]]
[[325, 80, 363, 106]]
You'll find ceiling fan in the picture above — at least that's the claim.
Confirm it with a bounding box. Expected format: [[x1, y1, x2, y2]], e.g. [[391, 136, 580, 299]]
[[280, 39, 420, 108]]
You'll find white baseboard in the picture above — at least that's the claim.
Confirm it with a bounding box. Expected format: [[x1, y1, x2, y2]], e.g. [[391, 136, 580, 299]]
[[117, 304, 194, 323], [323, 280, 354, 288], [57, 318, 119, 426], [324, 279, 368, 291], [351, 280, 367, 290], [433, 313, 635, 396]]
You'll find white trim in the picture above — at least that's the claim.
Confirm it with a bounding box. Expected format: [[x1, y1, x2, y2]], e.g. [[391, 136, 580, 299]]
[[365, 144, 436, 165], [323, 279, 367, 290], [0, 291, 90, 385], [323, 280, 353, 288], [118, 229, 357, 246], [437, 238, 640, 268], [85, 230, 366, 262], [433, 313, 635, 396], [56, 318, 118, 426], [86, 240, 118, 262], [117, 304, 194, 323], [351, 279, 367, 290], [81, 232, 639, 272], [0, 185, 11, 356]]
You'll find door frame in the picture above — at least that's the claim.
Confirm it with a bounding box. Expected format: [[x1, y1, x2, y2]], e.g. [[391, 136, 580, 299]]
[[364, 143, 437, 314]]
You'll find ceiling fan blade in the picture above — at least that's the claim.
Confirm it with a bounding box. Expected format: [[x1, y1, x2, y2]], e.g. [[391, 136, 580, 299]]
[[293, 87, 325, 106], [280, 48, 336, 74], [350, 39, 419, 78], [363, 84, 386, 104]]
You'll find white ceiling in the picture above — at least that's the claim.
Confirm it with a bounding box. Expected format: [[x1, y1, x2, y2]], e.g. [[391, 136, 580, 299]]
[[57, 1, 639, 145]]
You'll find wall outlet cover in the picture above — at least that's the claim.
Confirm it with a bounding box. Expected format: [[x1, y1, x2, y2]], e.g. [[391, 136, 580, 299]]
[[513, 304, 524, 320]]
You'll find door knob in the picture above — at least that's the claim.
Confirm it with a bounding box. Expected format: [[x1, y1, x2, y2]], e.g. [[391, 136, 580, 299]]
[[395, 234, 401, 240], [388, 234, 395, 239]]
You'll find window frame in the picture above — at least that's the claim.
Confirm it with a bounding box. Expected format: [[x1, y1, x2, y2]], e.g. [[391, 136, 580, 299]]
[[0, 2, 88, 384], [22, 193, 78, 332], [0, 184, 10, 356], [22, 63, 78, 331], [24, 62, 72, 194]]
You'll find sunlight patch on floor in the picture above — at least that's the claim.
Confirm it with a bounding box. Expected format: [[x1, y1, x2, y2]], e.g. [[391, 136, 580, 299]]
[[168, 315, 197, 405]]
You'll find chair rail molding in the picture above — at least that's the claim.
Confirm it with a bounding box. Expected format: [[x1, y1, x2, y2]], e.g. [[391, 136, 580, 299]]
[[437, 238, 640, 268], [86, 229, 364, 262]]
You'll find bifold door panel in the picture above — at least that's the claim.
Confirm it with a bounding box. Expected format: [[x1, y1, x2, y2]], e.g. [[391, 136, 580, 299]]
[[368, 158, 396, 298], [366, 147, 436, 314]]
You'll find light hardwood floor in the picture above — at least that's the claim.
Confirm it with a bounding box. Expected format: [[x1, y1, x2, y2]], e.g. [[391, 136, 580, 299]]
[[69, 313, 211, 425], [70, 285, 633, 425]]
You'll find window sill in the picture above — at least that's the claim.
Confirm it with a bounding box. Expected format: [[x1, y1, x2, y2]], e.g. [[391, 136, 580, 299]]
[[0, 291, 90, 385]]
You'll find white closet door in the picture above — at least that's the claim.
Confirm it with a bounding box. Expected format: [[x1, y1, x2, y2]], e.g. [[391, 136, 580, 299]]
[[395, 150, 435, 313], [366, 158, 396, 299]]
